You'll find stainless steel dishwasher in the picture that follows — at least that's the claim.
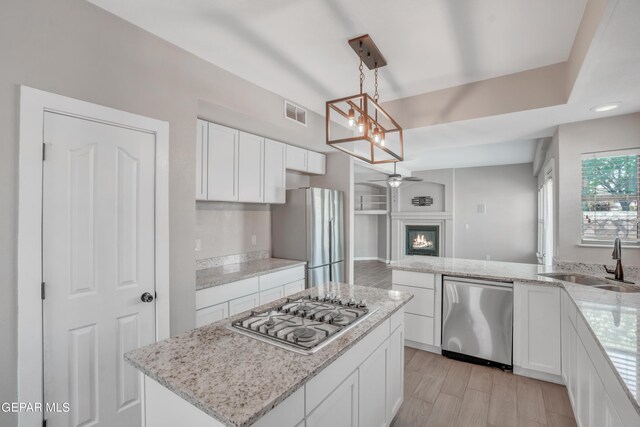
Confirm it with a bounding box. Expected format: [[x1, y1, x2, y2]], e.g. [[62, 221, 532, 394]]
[[441, 276, 513, 369]]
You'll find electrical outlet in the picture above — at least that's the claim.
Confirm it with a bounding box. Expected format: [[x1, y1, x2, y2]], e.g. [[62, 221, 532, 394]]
[[195, 239, 201, 252], [251, 235, 257, 246]]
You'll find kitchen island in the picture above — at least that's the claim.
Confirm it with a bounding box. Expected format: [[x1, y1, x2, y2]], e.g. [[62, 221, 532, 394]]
[[126, 283, 412, 427]]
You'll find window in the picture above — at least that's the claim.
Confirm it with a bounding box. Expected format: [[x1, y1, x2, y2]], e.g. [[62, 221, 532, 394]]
[[537, 163, 554, 266], [581, 149, 639, 244]]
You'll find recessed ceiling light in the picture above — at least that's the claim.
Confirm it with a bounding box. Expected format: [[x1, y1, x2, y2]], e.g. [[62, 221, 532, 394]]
[[590, 103, 621, 112]]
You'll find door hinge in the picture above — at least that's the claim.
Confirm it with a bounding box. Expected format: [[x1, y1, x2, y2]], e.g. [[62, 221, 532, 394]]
[[42, 143, 46, 161], [41, 282, 45, 300]]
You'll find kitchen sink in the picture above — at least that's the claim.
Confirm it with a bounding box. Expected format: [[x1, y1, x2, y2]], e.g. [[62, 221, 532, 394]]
[[538, 272, 610, 286], [593, 284, 640, 293]]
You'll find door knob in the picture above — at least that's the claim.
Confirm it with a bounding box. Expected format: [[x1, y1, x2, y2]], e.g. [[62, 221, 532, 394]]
[[140, 292, 154, 303]]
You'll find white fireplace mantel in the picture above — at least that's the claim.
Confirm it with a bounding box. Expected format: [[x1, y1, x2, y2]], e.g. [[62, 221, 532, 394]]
[[390, 211, 454, 262]]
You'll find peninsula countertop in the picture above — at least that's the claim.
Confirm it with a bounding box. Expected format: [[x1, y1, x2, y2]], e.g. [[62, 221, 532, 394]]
[[196, 258, 306, 290], [125, 283, 412, 427], [393, 256, 640, 416]]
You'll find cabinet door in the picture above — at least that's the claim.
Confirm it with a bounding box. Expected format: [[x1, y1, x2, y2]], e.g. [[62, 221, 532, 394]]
[[195, 119, 208, 200], [561, 291, 571, 383], [259, 286, 284, 305], [238, 131, 264, 202], [284, 280, 305, 297], [228, 293, 259, 316], [264, 139, 286, 204], [513, 284, 561, 375], [286, 145, 307, 172], [195, 302, 228, 327], [306, 151, 326, 174], [387, 326, 404, 421], [359, 341, 388, 427], [307, 370, 358, 427], [207, 123, 239, 201]]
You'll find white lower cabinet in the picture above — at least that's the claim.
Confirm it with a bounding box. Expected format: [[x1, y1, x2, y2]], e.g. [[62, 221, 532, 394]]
[[259, 286, 284, 305], [228, 293, 260, 316], [307, 370, 359, 427], [404, 313, 434, 346], [284, 279, 305, 296], [359, 341, 389, 427], [195, 302, 228, 328], [386, 326, 404, 420], [513, 283, 561, 375]]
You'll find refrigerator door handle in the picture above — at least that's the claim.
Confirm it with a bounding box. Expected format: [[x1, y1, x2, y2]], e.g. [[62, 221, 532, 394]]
[[328, 219, 333, 280]]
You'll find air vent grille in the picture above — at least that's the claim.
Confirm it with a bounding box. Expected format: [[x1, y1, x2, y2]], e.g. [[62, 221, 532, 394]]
[[284, 100, 307, 126]]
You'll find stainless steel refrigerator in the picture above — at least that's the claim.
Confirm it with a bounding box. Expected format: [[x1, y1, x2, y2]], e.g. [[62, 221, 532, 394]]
[[271, 188, 345, 287]]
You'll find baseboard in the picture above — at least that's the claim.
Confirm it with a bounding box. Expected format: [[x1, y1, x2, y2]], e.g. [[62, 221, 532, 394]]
[[513, 366, 564, 384], [405, 340, 441, 354], [354, 257, 389, 263]]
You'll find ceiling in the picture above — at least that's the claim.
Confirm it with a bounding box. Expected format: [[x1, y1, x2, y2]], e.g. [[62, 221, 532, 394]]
[[87, 0, 586, 112], [88, 0, 640, 172]]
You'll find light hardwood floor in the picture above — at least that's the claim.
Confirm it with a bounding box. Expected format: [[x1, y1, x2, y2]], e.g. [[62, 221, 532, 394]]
[[393, 348, 576, 427]]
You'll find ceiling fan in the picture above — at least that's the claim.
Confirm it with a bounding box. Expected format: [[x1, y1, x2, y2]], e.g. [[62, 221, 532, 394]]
[[368, 163, 422, 188]]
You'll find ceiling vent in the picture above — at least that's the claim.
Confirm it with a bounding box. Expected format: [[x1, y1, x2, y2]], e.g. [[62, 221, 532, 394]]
[[284, 100, 307, 126]]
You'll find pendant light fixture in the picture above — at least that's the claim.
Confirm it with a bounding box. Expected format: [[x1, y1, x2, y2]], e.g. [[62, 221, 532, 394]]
[[326, 35, 403, 164]]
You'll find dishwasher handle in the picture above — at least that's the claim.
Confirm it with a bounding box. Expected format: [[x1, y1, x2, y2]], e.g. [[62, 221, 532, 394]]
[[443, 275, 513, 288], [444, 281, 513, 292]]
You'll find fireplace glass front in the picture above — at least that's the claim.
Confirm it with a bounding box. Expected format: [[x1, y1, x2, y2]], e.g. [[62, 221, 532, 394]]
[[405, 225, 439, 256]]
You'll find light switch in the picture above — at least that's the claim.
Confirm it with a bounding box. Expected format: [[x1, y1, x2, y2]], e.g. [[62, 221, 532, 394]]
[[477, 203, 487, 214]]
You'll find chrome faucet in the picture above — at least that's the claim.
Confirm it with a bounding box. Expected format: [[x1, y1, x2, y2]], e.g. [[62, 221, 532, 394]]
[[604, 238, 624, 282]]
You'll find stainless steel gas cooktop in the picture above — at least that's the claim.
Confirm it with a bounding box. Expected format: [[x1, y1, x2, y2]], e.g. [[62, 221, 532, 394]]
[[230, 294, 377, 354]]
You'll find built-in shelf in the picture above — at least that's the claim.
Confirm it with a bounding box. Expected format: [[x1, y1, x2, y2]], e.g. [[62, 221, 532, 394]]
[[354, 186, 388, 212]]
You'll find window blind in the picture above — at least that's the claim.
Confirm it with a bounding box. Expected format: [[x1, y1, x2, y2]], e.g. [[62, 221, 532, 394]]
[[581, 149, 640, 243]]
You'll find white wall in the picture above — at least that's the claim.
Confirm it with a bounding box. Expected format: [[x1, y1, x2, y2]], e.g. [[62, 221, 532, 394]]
[[354, 215, 379, 260], [454, 163, 538, 263], [556, 113, 640, 266]]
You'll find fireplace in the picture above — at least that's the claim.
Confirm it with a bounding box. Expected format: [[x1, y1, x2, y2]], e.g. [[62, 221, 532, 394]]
[[405, 225, 439, 256]]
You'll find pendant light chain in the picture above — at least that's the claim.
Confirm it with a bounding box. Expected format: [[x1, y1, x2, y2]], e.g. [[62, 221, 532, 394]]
[[374, 66, 379, 103], [359, 44, 365, 95]]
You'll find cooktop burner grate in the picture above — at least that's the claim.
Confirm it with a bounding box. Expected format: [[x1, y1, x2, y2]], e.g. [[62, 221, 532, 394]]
[[230, 294, 377, 354]]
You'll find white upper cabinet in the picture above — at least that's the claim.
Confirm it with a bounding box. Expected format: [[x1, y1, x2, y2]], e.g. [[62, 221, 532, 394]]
[[195, 119, 208, 200], [197, 120, 324, 203], [306, 151, 326, 175], [207, 123, 239, 202], [286, 145, 307, 172], [263, 139, 286, 204], [513, 283, 561, 375], [238, 131, 264, 203]]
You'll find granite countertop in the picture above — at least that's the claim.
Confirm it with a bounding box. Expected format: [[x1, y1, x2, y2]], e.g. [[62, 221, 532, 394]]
[[126, 283, 412, 427], [196, 258, 307, 290], [393, 256, 640, 415]]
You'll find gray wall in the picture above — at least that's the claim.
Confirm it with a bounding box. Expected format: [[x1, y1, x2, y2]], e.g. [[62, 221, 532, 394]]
[[556, 113, 640, 266], [354, 215, 379, 259], [454, 163, 538, 263], [0, 0, 329, 418]]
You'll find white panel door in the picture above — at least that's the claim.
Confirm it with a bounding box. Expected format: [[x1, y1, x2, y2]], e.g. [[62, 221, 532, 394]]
[[387, 326, 404, 421], [195, 119, 208, 200], [207, 123, 239, 201], [43, 112, 156, 426], [263, 139, 286, 204], [238, 131, 264, 202], [306, 151, 326, 174], [286, 145, 307, 172], [513, 284, 561, 375], [359, 341, 388, 427], [307, 370, 359, 427]]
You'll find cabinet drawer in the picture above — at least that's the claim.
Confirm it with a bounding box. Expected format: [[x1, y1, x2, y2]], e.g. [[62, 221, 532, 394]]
[[405, 313, 434, 346], [259, 286, 285, 305], [196, 277, 259, 310], [228, 293, 260, 316], [260, 266, 305, 291], [392, 284, 434, 316], [392, 270, 435, 289], [284, 280, 305, 297], [195, 302, 228, 327]]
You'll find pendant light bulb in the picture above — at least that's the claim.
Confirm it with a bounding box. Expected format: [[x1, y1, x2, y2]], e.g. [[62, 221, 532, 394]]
[[357, 115, 365, 133], [373, 127, 380, 143], [380, 131, 385, 146], [347, 108, 355, 127]]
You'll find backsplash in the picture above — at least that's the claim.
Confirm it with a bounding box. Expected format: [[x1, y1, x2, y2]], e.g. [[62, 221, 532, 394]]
[[196, 250, 270, 270], [555, 260, 640, 283]]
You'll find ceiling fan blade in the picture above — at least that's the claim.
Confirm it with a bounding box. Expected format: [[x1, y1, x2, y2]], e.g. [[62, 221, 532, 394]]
[[402, 177, 423, 182], [368, 179, 390, 182]]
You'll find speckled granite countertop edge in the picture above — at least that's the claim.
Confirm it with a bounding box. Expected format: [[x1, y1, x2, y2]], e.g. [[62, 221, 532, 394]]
[[196, 259, 307, 291]]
